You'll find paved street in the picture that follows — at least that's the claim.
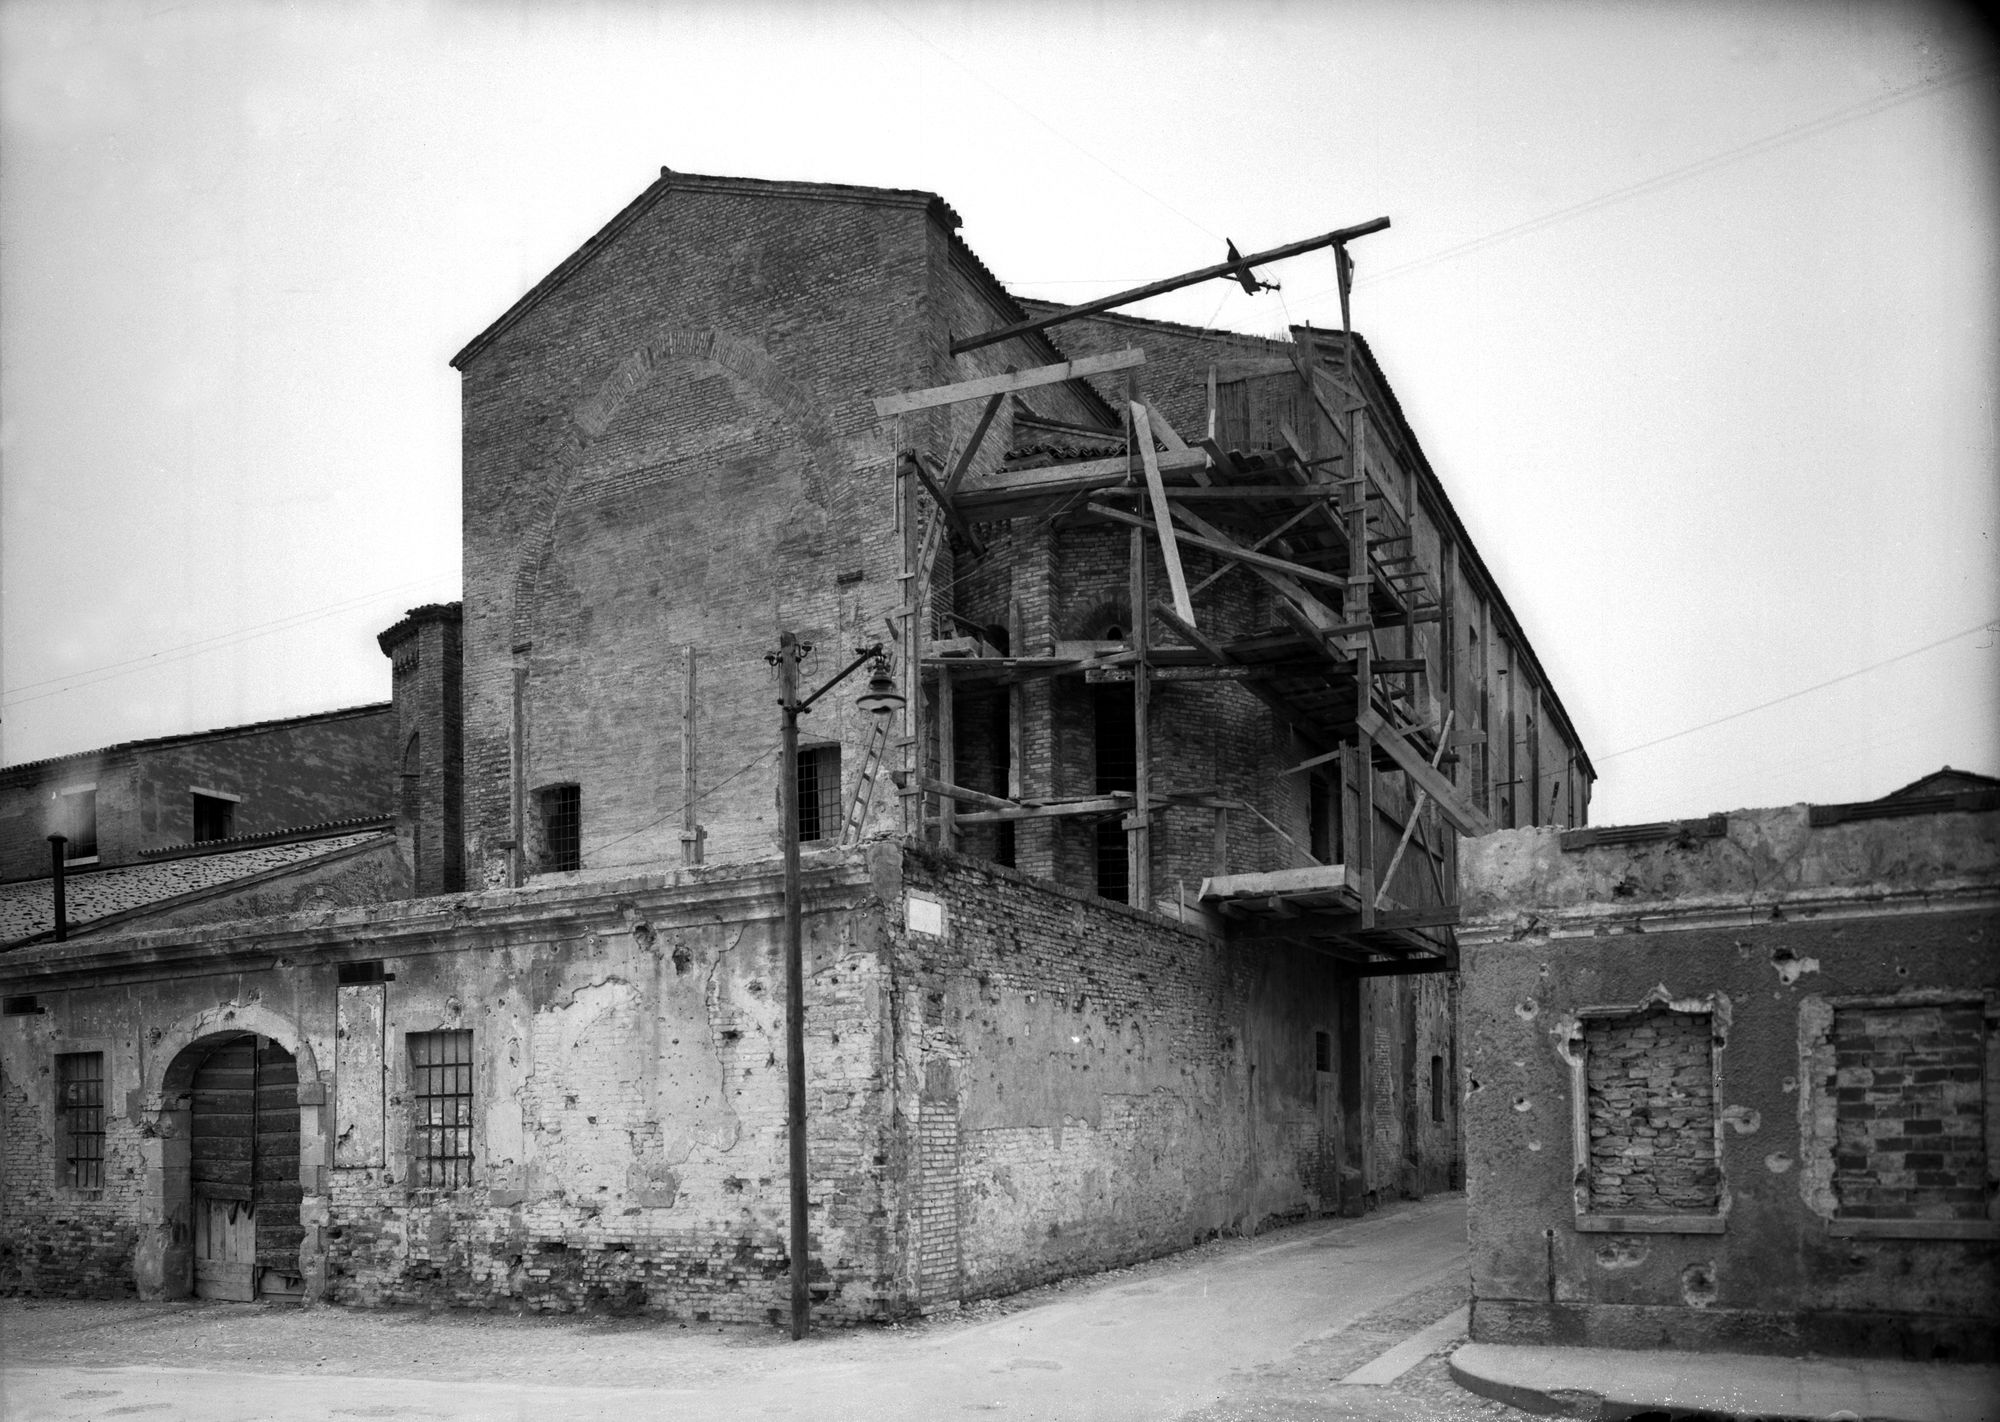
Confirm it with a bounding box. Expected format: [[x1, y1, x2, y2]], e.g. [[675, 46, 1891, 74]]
[[1, 1195, 1514, 1421]]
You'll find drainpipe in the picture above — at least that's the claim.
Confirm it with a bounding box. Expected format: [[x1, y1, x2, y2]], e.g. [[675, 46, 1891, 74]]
[[47, 834, 67, 941]]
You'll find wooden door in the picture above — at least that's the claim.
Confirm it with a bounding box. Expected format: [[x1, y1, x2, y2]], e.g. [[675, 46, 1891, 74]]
[[190, 1035, 302, 1301]]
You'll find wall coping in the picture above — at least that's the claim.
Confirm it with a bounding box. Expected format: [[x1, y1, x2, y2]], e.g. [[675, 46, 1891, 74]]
[[0, 844, 885, 990]]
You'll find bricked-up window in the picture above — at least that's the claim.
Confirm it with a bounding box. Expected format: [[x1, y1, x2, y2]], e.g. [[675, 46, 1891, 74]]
[[797, 746, 841, 843], [537, 784, 580, 871], [57, 1052, 105, 1189], [1582, 1007, 1720, 1215], [191, 792, 235, 842], [59, 788, 97, 860], [1832, 1001, 1988, 1222], [409, 1030, 473, 1189]]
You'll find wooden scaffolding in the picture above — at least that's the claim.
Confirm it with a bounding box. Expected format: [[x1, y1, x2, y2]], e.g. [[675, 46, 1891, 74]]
[[865, 223, 1494, 976]]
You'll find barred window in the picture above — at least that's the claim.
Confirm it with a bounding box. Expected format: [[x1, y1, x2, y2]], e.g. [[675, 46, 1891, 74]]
[[58, 1052, 105, 1189], [797, 745, 841, 843], [409, 1030, 473, 1189], [537, 784, 581, 872]]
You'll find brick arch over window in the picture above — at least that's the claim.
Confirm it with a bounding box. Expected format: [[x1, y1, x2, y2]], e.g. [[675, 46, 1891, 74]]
[[507, 328, 859, 650], [1068, 598, 1135, 643], [135, 1003, 329, 1304]]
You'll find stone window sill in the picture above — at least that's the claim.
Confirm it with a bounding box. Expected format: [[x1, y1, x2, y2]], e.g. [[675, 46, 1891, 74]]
[[1575, 1213, 1725, 1234], [1829, 1218, 1999, 1240]]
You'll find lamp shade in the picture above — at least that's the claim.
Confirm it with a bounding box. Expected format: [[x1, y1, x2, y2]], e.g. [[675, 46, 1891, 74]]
[[856, 664, 905, 720]]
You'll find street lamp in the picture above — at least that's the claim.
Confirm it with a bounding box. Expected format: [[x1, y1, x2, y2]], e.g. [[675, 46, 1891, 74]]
[[769, 632, 902, 1340]]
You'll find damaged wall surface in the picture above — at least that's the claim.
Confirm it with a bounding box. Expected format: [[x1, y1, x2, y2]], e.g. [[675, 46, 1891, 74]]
[[1458, 802, 2000, 1361], [1, 841, 1455, 1317]]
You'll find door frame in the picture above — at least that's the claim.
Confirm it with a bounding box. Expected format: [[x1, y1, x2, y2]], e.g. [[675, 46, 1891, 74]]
[[137, 1005, 328, 1303]]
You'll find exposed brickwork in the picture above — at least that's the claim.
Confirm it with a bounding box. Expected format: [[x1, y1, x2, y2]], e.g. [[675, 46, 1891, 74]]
[[0, 1055, 143, 1297], [1832, 1001, 1990, 1221], [379, 604, 464, 896], [0, 705, 395, 882], [893, 846, 1455, 1303], [1583, 1008, 1720, 1215]]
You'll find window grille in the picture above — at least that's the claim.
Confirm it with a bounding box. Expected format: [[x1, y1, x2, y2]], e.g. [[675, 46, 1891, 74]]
[[58, 1052, 105, 1189], [409, 1030, 473, 1189], [796, 746, 841, 843], [538, 784, 581, 871]]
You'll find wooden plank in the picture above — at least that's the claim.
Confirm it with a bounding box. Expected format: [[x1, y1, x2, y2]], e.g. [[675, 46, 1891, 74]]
[[874, 349, 1146, 416], [1213, 356, 1298, 382], [1088, 503, 1347, 592], [960, 446, 1207, 501], [1128, 491, 1153, 909], [1200, 864, 1354, 900], [1356, 707, 1495, 836], [947, 795, 1132, 826], [950, 219, 1390, 355], [1131, 404, 1195, 627], [937, 664, 955, 851], [921, 777, 1018, 813], [942, 392, 1006, 497], [1141, 403, 1191, 452], [912, 454, 985, 558]]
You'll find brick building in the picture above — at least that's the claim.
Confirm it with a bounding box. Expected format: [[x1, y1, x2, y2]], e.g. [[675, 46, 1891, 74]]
[[2, 170, 1589, 1319], [1458, 791, 2000, 1361], [0, 706, 401, 946]]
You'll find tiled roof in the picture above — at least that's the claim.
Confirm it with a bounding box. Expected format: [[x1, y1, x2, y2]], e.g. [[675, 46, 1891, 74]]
[[0, 832, 388, 946], [0, 702, 392, 779], [136, 815, 392, 861]]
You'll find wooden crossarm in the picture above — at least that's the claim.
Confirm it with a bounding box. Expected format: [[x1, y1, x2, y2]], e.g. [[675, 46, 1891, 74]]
[[875, 349, 1145, 416]]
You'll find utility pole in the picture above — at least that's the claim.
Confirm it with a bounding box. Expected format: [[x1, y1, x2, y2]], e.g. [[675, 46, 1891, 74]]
[[775, 630, 809, 1340], [770, 632, 901, 1340]]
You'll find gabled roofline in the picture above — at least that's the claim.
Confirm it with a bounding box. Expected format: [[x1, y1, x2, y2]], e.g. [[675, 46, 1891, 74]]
[[451, 168, 958, 372], [0, 702, 393, 781]]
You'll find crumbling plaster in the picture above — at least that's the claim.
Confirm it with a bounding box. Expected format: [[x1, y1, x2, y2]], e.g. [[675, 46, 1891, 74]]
[[1459, 806, 2000, 1360]]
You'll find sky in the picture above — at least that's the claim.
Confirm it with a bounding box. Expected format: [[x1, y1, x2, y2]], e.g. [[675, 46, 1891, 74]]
[[2, 0, 1995, 825]]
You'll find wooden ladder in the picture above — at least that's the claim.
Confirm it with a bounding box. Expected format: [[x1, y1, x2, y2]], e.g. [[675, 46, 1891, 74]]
[[839, 709, 892, 847]]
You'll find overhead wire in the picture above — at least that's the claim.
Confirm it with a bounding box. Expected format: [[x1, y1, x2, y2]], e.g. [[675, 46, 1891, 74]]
[[1287, 60, 1996, 304], [1596, 619, 1997, 763], [2, 572, 461, 709], [867, 4, 1221, 245]]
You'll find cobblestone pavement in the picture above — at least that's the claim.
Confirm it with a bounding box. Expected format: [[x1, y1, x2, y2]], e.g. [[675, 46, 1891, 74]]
[[1, 1195, 1524, 1421]]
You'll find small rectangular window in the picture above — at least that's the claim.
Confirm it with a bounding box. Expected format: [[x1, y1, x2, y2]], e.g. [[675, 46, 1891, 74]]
[[1431, 1054, 1446, 1123], [1314, 1030, 1333, 1074], [796, 746, 841, 843], [1308, 771, 1338, 864], [58, 1052, 105, 1190], [59, 789, 97, 861], [537, 784, 581, 872], [191, 793, 235, 843], [3, 995, 41, 1016], [409, 1030, 473, 1189]]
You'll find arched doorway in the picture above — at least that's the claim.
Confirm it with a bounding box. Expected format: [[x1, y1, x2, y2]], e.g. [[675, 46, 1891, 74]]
[[179, 1033, 304, 1301]]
